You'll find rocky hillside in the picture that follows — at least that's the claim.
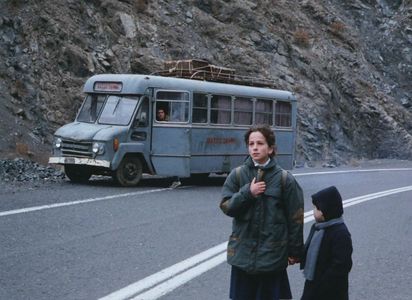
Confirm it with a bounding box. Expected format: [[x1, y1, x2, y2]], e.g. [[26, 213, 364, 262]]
[[1, 0, 411, 166]]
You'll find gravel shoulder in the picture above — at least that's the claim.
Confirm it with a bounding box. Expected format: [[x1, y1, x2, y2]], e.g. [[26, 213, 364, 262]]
[[0, 158, 66, 194]]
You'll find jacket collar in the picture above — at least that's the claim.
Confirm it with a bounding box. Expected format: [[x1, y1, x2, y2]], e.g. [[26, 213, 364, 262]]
[[253, 158, 271, 168], [245, 156, 278, 170]]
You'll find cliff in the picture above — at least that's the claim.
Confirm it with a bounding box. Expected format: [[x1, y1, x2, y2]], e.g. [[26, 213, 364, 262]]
[[1, 0, 411, 166]]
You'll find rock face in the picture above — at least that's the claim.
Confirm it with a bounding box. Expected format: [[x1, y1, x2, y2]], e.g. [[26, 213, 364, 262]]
[[0, 0, 411, 166]]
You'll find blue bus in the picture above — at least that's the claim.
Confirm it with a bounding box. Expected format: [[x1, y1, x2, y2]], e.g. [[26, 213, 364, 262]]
[[49, 73, 297, 186]]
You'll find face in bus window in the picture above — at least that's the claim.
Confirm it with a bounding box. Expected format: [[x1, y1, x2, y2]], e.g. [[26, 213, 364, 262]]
[[157, 109, 168, 121], [248, 131, 274, 164]]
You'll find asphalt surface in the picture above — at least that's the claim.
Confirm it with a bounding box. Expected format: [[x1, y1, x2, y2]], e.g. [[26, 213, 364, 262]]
[[1, 160, 411, 299]]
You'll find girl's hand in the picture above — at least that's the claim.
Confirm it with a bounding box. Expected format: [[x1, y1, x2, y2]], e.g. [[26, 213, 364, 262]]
[[250, 177, 266, 197]]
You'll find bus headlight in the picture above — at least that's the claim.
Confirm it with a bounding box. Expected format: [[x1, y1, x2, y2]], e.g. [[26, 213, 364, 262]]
[[92, 142, 105, 155], [55, 137, 62, 149]]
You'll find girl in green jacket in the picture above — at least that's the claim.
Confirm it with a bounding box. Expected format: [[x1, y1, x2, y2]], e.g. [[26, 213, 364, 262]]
[[220, 125, 304, 300]]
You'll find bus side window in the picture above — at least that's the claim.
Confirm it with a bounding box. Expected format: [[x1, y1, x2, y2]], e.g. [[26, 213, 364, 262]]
[[275, 101, 292, 127], [170, 102, 187, 122], [155, 91, 189, 123], [255, 99, 273, 125], [193, 93, 208, 123], [234, 97, 252, 125], [211, 94, 231, 124]]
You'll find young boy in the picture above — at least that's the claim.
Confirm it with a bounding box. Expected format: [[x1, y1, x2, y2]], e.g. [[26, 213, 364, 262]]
[[301, 186, 353, 300]]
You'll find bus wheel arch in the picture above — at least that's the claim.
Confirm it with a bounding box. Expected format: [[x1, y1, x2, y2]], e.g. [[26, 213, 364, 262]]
[[113, 154, 144, 186]]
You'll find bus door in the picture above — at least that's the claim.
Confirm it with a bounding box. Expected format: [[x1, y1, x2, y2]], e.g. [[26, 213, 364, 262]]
[[150, 90, 191, 177], [129, 95, 151, 153]]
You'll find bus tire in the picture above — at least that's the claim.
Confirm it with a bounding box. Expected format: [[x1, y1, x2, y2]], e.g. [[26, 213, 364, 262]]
[[113, 156, 143, 186], [65, 165, 92, 183]]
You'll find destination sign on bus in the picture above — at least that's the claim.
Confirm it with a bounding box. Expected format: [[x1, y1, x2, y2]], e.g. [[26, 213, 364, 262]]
[[94, 82, 123, 92]]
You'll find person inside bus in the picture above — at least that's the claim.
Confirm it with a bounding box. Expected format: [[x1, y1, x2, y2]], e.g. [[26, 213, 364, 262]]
[[156, 108, 169, 121], [220, 124, 304, 300]]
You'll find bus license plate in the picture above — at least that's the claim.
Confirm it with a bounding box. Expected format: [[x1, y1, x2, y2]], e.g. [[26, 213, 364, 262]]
[[65, 157, 75, 164]]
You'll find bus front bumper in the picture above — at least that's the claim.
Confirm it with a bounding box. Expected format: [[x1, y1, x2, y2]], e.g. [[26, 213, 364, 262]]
[[48, 157, 111, 168]]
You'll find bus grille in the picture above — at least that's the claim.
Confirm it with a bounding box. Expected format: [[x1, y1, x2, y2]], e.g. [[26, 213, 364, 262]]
[[61, 140, 93, 158]]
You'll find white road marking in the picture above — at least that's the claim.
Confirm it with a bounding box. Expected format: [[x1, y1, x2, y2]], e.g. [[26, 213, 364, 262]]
[[0, 188, 170, 217], [100, 185, 412, 300], [99, 243, 227, 300], [131, 253, 227, 300], [293, 168, 412, 177], [342, 185, 412, 208]]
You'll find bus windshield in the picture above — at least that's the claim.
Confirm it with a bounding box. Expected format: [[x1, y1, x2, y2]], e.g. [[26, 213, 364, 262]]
[[77, 94, 106, 123], [98, 96, 138, 126]]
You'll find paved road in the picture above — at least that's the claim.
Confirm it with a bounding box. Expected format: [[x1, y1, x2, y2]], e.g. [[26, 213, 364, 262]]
[[1, 162, 411, 299]]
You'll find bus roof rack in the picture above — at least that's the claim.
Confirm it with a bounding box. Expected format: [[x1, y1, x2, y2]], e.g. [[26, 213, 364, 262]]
[[152, 59, 277, 88]]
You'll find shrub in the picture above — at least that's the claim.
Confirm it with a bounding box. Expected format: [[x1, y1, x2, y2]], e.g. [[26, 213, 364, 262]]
[[330, 21, 346, 35], [16, 143, 29, 156], [293, 29, 310, 47]]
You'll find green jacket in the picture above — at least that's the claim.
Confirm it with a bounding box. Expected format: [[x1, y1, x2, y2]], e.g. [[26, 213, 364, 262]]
[[220, 157, 304, 273]]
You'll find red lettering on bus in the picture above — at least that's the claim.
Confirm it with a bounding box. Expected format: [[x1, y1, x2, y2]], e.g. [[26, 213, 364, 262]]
[[206, 137, 236, 144]]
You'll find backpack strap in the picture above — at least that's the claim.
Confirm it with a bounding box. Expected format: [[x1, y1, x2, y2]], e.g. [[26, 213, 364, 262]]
[[280, 169, 288, 210], [235, 166, 243, 187], [281, 169, 288, 193], [220, 166, 243, 214]]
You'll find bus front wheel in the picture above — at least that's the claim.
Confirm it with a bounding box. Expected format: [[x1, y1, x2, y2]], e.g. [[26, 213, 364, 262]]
[[113, 157, 143, 186], [65, 165, 92, 183]]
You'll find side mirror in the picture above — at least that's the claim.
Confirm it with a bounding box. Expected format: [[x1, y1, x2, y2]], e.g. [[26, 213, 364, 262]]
[[134, 112, 147, 127], [139, 112, 147, 125]]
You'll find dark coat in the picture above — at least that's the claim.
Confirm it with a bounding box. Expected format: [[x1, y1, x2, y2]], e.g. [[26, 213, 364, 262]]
[[220, 157, 304, 274], [301, 222, 353, 300]]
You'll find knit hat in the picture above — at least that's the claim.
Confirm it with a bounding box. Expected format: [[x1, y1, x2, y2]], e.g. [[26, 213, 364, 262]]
[[311, 186, 343, 220]]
